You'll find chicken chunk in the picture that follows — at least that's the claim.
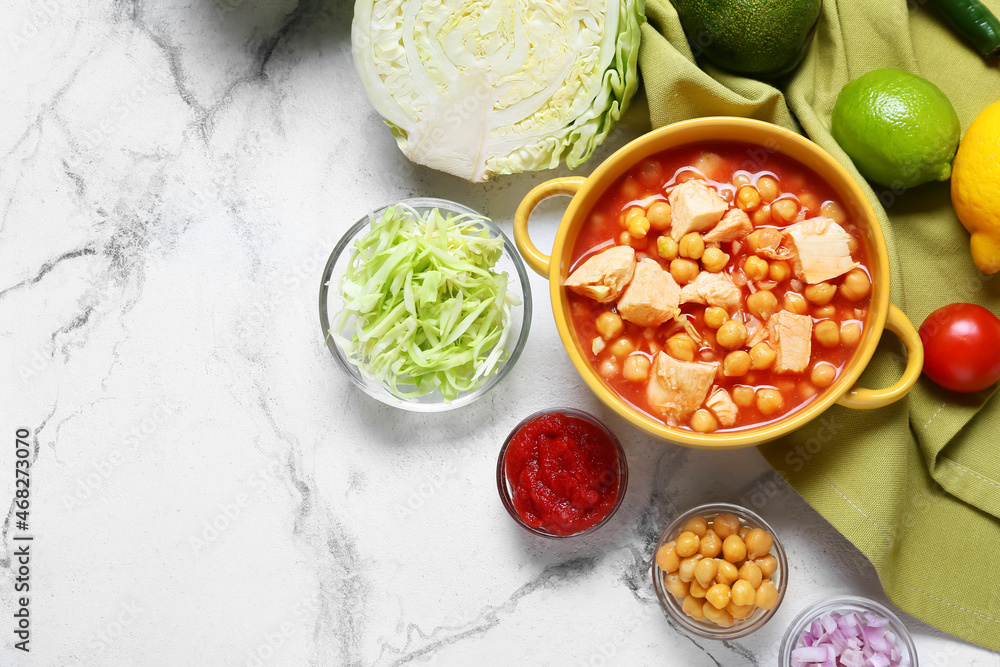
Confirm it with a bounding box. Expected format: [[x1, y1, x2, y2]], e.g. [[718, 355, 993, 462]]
[[704, 208, 753, 243], [668, 180, 729, 241], [767, 311, 813, 373], [646, 352, 719, 426], [706, 388, 739, 428], [679, 271, 742, 313], [564, 245, 636, 303], [617, 259, 681, 327], [782, 217, 859, 284]]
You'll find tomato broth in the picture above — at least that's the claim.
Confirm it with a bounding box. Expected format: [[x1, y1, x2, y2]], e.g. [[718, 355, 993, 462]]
[[565, 141, 872, 432]]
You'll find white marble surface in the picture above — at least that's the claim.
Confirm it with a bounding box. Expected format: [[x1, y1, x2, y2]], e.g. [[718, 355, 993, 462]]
[[1, 1, 998, 665]]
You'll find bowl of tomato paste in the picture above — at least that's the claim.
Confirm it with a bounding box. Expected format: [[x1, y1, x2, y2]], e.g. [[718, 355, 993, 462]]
[[497, 408, 628, 538]]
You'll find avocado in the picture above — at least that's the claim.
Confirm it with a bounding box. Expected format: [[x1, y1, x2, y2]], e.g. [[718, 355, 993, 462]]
[[672, 0, 823, 78]]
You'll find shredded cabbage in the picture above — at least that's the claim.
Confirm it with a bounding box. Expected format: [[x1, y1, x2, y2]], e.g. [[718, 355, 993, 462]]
[[351, 0, 645, 182], [331, 204, 519, 400]]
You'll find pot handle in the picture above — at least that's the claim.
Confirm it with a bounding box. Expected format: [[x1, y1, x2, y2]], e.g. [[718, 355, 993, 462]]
[[514, 177, 586, 277], [837, 303, 924, 410]]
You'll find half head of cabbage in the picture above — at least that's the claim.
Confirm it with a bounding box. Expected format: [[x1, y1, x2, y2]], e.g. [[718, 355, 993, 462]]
[[352, 0, 644, 182]]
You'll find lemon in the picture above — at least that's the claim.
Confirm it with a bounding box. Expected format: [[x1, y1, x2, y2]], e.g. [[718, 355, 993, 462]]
[[952, 100, 1000, 274], [831, 69, 960, 189]]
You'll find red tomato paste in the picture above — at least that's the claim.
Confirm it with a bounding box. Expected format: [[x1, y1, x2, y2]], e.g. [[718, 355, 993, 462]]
[[505, 412, 621, 536]]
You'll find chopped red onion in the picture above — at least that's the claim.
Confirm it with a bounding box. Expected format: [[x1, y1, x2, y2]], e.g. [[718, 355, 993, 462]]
[[791, 609, 910, 667]]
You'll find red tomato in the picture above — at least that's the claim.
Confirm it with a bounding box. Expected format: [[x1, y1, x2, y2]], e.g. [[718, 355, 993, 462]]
[[919, 303, 1000, 393]]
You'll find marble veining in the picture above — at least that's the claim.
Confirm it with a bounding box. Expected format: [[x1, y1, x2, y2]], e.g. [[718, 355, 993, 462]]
[[1, 0, 998, 665]]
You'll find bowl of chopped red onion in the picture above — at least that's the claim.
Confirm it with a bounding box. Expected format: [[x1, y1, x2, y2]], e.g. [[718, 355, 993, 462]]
[[779, 595, 918, 667]]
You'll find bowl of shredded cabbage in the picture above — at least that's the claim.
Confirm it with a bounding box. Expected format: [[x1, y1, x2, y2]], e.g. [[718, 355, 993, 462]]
[[320, 198, 532, 411]]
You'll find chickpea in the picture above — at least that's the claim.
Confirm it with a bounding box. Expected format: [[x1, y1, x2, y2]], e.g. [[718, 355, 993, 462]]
[[840, 268, 872, 302], [814, 304, 837, 318], [678, 554, 702, 582], [682, 515, 709, 537], [701, 247, 730, 273], [841, 321, 862, 346], [712, 513, 741, 539], [738, 561, 763, 589], [756, 580, 779, 610], [619, 231, 646, 250], [744, 529, 773, 559], [814, 320, 841, 348], [703, 602, 735, 628], [732, 172, 752, 188], [598, 359, 618, 379], [704, 306, 728, 329], [657, 235, 679, 260], [623, 206, 644, 226], [595, 312, 623, 340], [771, 198, 799, 224], [739, 525, 750, 538], [628, 216, 651, 239], [811, 361, 837, 388], [747, 343, 775, 371], [821, 200, 847, 224], [784, 291, 809, 315], [732, 385, 755, 407], [716, 320, 749, 350], [623, 354, 651, 382], [736, 185, 761, 211], [755, 555, 778, 578], [744, 255, 769, 281], [620, 177, 641, 199], [756, 388, 784, 416], [656, 541, 680, 573], [705, 584, 732, 610], [667, 333, 697, 361], [689, 579, 709, 598], [639, 160, 664, 185], [694, 558, 720, 588], [805, 282, 837, 305], [670, 258, 700, 284], [609, 337, 635, 358], [799, 192, 820, 213], [699, 530, 722, 558], [722, 535, 748, 563], [664, 571, 689, 598], [715, 560, 739, 585], [746, 228, 782, 253], [724, 351, 752, 377], [751, 203, 772, 227], [727, 601, 755, 620], [682, 595, 706, 620], [679, 232, 706, 260], [799, 382, 818, 400], [757, 175, 779, 202], [675, 531, 701, 558], [646, 201, 672, 231], [768, 260, 791, 283], [747, 290, 779, 319], [731, 580, 756, 607], [690, 409, 718, 433]]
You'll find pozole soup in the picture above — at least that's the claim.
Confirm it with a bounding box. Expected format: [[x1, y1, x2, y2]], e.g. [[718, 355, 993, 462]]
[[564, 142, 871, 433]]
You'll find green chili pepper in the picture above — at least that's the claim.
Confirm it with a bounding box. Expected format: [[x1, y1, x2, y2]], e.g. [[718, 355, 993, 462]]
[[929, 0, 1000, 57]]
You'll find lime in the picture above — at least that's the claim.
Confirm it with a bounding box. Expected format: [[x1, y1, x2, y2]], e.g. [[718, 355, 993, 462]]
[[831, 69, 960, 189]]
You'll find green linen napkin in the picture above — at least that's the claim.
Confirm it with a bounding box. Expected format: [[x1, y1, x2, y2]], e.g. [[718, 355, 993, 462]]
[[639, 0, 1000, 651]]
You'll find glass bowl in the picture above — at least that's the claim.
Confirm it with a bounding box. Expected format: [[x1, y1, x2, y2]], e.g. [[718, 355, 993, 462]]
[[319, 197, 532, 411], [496, 408, 628, 538], [652, 502, 788, 640], [779, 595, 918, 666]]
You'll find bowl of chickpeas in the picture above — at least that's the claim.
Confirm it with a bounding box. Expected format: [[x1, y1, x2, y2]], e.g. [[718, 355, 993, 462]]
[[514, 116, 924, 448], [652, 503, 787, 639]]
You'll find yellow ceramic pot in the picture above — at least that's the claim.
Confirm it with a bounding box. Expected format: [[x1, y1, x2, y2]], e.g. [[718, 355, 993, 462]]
[[514, 117, 923, 449]]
